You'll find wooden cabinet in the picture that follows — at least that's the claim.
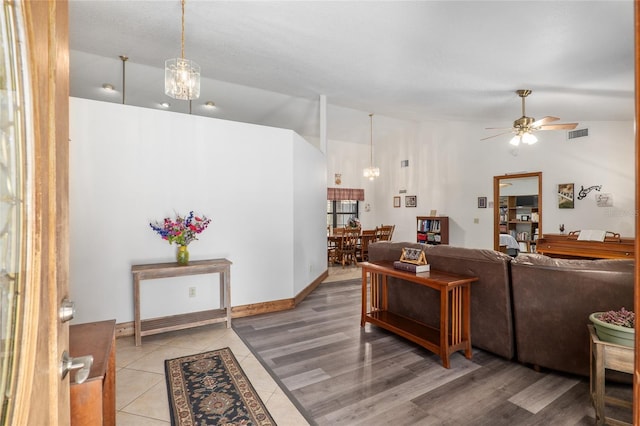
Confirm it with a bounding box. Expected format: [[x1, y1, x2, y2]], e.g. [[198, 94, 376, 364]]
[[499, 195, 538, 252], [70, 320, 116, 426], [537, 233, 634, 259], [416, 216, 449, 245]]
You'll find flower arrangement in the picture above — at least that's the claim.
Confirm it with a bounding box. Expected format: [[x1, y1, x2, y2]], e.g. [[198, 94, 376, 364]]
[[149, 211, 211, 246], [593, 307, 635, 328], [347, 216, 361, 228]]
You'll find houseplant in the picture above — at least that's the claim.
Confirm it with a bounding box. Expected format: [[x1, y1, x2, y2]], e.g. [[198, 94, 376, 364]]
[[149, 211, 211, 265], [589, 307, 635, 347]]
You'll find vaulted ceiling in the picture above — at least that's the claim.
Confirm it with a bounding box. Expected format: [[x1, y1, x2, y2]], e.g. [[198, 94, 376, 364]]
[[69, 1, 634, 140]]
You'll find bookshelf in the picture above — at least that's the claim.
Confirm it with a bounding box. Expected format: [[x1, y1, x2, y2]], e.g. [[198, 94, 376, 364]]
[[416, 216, 449, 245], [499, 195, 539, 252]]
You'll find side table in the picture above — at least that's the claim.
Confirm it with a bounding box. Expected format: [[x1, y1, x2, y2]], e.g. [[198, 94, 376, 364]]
[[132, 258, 232, 346], [589, 324, 633, 425]]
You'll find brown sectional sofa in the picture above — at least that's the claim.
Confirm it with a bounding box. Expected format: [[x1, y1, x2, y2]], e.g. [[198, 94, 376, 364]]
[[510, 253, 634, 377], [367, 241, 634, 377]]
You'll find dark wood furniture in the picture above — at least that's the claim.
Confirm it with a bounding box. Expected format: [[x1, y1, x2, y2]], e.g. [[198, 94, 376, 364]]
[[360, 261, 478, 368], [416, 216, 449, 245], [589, 325, 633, 425], [375, 225, 395, 241], [132, 258, 232, 346], [537, 232, 634, 259], [70, 320, 116, 426], [358, 229, 377, 261]]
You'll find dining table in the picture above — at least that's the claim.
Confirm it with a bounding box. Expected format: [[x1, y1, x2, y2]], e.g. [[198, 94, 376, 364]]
[[327, 229, 377, 264]]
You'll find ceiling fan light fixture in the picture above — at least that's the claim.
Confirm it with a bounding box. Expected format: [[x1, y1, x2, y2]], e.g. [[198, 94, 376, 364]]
[[509, 135, 521, 146], [522, 132, 538, 145]]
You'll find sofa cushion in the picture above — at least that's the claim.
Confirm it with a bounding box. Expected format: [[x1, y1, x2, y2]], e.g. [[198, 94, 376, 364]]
[[510, 253, 634, 377], [368, 242, 515, 360]]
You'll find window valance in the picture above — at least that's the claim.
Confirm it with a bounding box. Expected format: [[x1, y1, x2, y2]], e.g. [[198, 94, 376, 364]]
[[327, 187, 364, 201]]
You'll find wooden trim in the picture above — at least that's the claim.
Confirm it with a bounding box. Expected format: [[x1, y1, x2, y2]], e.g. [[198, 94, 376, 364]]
[[232, 299, 295, 318], [116, 269, 330, 337], [294, 270, 328, 306], [634, 1, 639, 423], [493, 172, 542, 251], [13, 1, 70, 425]]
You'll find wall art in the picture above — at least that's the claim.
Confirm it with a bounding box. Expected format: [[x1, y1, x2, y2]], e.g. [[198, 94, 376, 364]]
[[557, 183, 574, 209]]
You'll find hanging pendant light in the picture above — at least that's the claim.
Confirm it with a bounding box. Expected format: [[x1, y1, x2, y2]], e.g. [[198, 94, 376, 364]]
[[165, 0, 200, 100], [363, 113, 380, 180]]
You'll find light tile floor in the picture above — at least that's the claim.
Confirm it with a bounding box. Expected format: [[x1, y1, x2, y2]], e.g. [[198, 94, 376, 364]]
[[115, 265, 360, 425]]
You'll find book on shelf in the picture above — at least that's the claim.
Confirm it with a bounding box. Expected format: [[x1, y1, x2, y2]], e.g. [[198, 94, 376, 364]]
[[393, 261, 430, 273]]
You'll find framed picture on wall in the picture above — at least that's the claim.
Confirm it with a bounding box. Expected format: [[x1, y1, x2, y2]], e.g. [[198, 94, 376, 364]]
[[393, 196, 401, 208], [405, 195, 417, 207], [478, 196, 487, 208], [558, 183, 574, 208]]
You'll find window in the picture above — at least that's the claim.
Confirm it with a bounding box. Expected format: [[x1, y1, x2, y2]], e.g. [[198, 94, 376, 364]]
[[327, 200, 359, 229]]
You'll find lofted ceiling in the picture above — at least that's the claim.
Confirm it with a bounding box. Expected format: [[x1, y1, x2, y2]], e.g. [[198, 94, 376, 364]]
[[69, 1, 634, 141]]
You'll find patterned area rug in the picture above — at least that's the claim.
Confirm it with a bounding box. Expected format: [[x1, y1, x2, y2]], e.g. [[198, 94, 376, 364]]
[[165, 347, 276, 426]]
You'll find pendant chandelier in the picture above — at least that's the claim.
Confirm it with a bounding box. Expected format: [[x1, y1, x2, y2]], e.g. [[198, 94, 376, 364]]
[[164, 0, 200, 100], [363, 113, 380, 180]]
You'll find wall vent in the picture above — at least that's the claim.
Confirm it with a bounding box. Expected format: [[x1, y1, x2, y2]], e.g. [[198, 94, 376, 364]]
[[567, 128, 589, 140]]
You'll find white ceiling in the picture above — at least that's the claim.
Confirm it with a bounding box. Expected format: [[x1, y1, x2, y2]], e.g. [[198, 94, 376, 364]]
[[69, 1, 635, 141]]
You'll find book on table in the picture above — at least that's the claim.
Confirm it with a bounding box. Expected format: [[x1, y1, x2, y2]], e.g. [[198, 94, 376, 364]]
[[393, 261, 430, 273]]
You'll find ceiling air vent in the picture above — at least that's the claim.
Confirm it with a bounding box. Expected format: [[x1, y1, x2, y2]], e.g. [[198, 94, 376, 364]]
[[567, 128, 589, 140]]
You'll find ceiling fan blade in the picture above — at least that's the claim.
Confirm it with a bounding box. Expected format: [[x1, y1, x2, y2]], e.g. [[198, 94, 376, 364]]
[[480, 131, 513, 141], [530, 116, 559, 128], [484, 127, 513, 130], [539, 123, 579, 130]]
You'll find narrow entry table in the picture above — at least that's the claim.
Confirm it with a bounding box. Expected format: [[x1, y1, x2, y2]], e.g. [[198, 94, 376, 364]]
[[360, 261, 478, 368], [132, 258, 232, 346]]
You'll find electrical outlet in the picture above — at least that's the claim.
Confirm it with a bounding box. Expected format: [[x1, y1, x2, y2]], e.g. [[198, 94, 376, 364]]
[[189, 287, 196, 298]]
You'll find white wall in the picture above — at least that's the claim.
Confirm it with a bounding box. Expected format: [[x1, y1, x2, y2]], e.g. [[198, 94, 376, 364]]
[[69, 98, 325, 324], [69, 96, 634, 325], [293, 133, 328, 295], [326, 109, 635, 248]]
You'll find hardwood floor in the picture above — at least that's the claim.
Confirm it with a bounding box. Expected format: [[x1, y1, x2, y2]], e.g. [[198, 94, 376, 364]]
[[233, 276, 633, 425]]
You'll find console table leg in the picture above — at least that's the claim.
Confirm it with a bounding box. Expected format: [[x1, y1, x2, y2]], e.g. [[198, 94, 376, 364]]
[[440, 288, 450, 369], [360, 269, 367, 327], [134, 276, 141, 346], [463, 284, 472, 359], [222, 268, 231, 328]]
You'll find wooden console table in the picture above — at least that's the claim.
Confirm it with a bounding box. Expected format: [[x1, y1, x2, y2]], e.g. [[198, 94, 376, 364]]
[[70, 320, 116, 426], [589, 325, 633, 425], [132, 258, 232, 346], [360, 261, 478, 368]]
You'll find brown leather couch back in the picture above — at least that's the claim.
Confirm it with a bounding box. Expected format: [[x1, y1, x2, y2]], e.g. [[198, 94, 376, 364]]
[[510, 253, 634, 376]]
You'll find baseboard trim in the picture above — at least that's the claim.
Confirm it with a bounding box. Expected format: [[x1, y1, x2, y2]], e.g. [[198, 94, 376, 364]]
[[114, 269, 330, 337]]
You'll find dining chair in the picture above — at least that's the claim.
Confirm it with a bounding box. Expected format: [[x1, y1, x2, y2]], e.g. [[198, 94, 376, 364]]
[[375, 225, 395, 241], [337, 227, 360, 267], [358, 229, 377, 262]]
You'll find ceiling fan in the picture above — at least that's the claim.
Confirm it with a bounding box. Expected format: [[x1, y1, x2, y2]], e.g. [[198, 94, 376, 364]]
[[482, 89, 578, 146]]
